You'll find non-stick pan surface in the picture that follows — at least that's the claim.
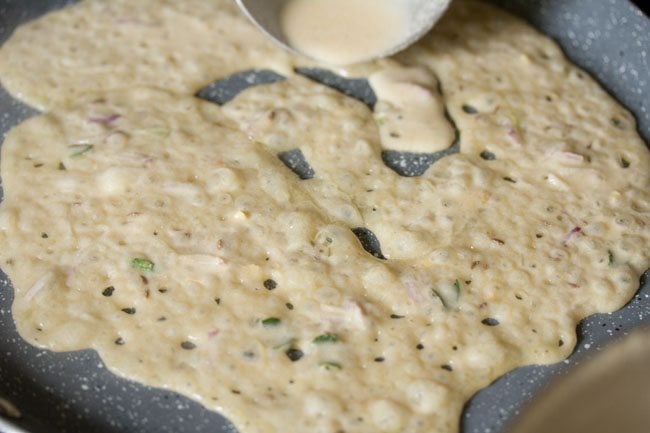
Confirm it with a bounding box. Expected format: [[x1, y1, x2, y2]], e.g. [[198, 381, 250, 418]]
[[0, 1, 648, 432]]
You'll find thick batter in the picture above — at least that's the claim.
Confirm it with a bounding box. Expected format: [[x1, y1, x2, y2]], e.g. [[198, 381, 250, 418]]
[[281, 0, 409, 65], [0, 0, 296, 111], [0, 1, 649, 433]]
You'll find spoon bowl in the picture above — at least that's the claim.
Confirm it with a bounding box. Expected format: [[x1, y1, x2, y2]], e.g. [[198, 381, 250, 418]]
[[236, 0, 452, 65]]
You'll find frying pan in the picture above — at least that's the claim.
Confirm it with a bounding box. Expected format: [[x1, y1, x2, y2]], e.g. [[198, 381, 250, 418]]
[[0, 1, 648, 432]]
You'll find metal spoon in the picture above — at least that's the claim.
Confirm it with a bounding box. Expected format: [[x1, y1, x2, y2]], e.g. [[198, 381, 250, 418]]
[[235, 0, 451, 64]]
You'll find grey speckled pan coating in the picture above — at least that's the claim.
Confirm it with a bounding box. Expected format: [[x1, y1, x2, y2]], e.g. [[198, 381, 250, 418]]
[[0, 1, 648, 432]]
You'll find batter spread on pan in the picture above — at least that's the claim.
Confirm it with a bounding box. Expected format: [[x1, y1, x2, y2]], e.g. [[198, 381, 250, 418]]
[[0, 1, 648, 433]]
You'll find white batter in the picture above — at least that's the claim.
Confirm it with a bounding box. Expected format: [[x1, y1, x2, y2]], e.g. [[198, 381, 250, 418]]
[[281, 0, 409, 65], [0, 1, 648, 433], [369, 66, 456, 152]]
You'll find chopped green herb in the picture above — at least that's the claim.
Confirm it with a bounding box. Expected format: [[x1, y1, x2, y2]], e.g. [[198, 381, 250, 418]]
[[608, 250, 615, 266], [131, 257, 155, 271], [319, 361, 342, 370], [68, 144, 94, 157], [262, 317, 281, 328], [313, 333, 338, 344], [375, 116, 387, 126], [453, 279, 461, 298]]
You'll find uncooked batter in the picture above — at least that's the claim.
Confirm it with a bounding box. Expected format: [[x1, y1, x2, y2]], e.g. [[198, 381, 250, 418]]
[[0, 1, 648, 433], [281, 0, 409, 65]]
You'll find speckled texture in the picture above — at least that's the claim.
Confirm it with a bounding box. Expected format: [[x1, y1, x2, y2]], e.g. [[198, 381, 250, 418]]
[[490, 0, 650, 140], [0, 1, 648, 433]]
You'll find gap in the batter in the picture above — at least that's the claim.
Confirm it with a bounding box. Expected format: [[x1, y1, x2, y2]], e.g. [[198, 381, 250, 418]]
[[196, 69, 286, 105], [295, 67, 377, 109], [382, 143, 460, 177], [297, 67, 461, 177], [351, 227, 386, 260], [277, 149, 315, 180]]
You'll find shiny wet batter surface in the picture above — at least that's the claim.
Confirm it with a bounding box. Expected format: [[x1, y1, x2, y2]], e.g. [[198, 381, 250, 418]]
[[0, 1, 649, 433]]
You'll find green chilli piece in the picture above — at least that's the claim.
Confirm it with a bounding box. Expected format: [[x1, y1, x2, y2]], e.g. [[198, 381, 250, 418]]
[[131, 257, 155, 271], [319, 361, 342, 371], [453, 279, 461, 298], [262, 317, 281, 328], [313, 333, 338, 344], [608, 250, 615, 266], [68, 144, 94, 157]]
